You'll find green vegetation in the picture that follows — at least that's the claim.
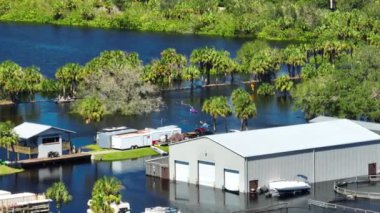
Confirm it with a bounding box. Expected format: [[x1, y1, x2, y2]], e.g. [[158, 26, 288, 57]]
[[46, 182, 72, 213], [231, 88, 257, 130], [90, 176, 123, 213], [94, 147, 161, 161], [1, 0, 379, 41], [0, 121, 19, 161], [1, 0, 380, 123], [71, 50, 162, 123], [0, 61, 51, 104], [84, 144, 107, 152], [0, 165, 23, 176], [202, 96, 232, 132]]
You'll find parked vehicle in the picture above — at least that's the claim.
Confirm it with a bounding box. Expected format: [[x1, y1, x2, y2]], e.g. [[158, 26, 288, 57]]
[[112, 130, 151, 150]]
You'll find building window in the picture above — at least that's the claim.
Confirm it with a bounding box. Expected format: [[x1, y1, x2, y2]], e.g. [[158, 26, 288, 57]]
[[42, 137, 60, 144]]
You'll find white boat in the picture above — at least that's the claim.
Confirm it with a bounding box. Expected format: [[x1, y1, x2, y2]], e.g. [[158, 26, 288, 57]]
[[144, 206, 179, 213], [268, 180, 311, 196], [87, 199, 131, 213]]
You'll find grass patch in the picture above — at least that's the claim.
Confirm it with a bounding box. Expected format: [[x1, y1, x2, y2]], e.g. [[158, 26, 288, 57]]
[[0, 165, 23, 176], [94, 147, 162, 161], [157, 145, 169, 152], [84, 144, 107, 152]]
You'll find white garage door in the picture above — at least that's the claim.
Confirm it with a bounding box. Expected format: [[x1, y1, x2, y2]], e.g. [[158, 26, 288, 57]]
[[175, 161, 189, 183], [198, 161, 215, 187], [224, 169, 239, 192]]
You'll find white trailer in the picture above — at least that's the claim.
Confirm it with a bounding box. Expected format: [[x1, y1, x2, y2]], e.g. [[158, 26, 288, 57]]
[[150, 125, 182, 144], [111, 130, 152, 150]]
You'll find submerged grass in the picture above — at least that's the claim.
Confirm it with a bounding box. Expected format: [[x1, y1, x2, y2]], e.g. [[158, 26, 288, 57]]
[[84, 144, 107, 152], [0, 165, 23, 176]]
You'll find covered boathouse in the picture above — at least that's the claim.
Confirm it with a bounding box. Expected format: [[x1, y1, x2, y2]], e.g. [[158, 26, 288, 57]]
[[11, 122, 75, 159], [169, 119, 380, 193]]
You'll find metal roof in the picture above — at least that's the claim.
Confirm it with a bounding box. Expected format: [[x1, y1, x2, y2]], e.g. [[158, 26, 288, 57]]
[[205, 119, 380, 158], [309, 116, 380, 134], [13, 122, 75, 140]]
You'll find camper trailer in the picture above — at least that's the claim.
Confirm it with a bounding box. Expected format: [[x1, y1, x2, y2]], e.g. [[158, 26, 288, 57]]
[[112, 130, 152, 150]]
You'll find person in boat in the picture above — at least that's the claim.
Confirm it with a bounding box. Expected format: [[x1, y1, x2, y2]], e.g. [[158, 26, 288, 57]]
[[190, 106, 198, 113]]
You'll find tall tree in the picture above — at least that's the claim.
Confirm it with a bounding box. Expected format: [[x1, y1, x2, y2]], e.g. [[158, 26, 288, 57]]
[[55, 63, 82, 97], [202, 96, 232, 132], [90, 176, 123, 213], [73, 97, 105, 124], [275, 76, 294, 98], [231, 88, 257, 130], [237, 41, 280, 82], [74, 50, 162, 122], [190, 47, 234, 85], [0, 121, 19, 161], [46, 182, 72, 213], [144, 48, 187, 86]]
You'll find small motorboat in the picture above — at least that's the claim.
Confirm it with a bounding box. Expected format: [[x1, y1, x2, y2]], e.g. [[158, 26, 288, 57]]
[[268, 180, 311, 197]]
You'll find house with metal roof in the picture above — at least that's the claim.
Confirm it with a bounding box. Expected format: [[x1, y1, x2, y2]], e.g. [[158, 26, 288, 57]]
[[169, 119, 380, 193], [12, 122, 75, 159]]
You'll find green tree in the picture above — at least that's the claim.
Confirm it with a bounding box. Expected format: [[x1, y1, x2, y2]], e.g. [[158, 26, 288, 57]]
[[257, 83, 275, 96], [46, 182, 72, 213], [275, 76, 294, 98], [91, 176, 123, 213], [73, 97, 105, 124], [144, 48, 187, 86], [237, 41, 280, 82], [231, 88, 257, 130], [202, 96, 232, 132], [0, 121, 19, 161], [190, 47, 235, 85], [182, 65, 201, 90], [74, 50, 162, 122], [55, 63, 82, 98]]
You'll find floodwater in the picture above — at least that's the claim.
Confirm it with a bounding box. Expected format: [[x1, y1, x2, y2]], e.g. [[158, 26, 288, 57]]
[[0, 22, 379, 212]]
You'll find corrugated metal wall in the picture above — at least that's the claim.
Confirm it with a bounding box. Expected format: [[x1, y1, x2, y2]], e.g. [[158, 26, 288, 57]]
[[248, 152, 314, 188], [315, 143, 380, 182], [169, 138, 246, 191]]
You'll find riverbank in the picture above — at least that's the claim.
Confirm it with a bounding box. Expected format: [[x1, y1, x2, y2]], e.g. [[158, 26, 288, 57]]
[[0, 100, 13, 106], [0, 165, 23, 176], [85, 144, 169, 161], [0, 0, 325, 41]]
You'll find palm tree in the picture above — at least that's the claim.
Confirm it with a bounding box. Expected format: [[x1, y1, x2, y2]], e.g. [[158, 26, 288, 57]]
[[55, 63, 82, 98], [46, 181, 72, 213], [91, 176, 123, 213], [202, 96, 232, 132], [231, 88, 257, 130], [74, 97, 105, 124], [0, 121, 19, 161], [190, 47, 234, 85], [182, 65, 200, 90], [275, 76, 294, 98]]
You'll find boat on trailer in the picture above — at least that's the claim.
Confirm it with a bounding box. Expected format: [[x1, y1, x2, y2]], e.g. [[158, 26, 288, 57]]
[[268, 180, 311, 197]]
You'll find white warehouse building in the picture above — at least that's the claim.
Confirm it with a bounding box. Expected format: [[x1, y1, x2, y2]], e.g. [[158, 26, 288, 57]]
[[169, 119, 380, 193]]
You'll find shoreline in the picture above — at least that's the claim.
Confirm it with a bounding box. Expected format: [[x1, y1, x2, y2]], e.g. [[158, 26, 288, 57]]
[[0, 20, 304, 42], [0, 165, 24, 176]]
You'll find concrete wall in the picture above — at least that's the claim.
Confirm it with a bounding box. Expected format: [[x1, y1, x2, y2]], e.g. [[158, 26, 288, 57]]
[[169, 138, 246, 192]]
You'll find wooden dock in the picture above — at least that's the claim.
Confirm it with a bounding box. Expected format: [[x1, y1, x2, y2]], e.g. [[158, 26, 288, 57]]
[[17, 153, 91, 168]]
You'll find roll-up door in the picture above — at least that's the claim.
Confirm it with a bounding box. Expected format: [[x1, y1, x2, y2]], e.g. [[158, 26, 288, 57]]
[[198, 161, 215, 187], [175, 161, 189, 182], [224, 169, 239, 192]]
